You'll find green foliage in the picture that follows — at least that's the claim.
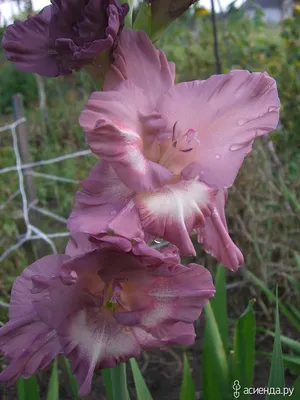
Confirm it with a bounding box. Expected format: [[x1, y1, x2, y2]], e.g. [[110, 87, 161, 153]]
[[47, 359, 59, 400], [109, 363, 129, 400], [203, 301, 229, 399], [210, 266, 228, 353], [267, 288, 285, 399], [101, 369, 114, 400], [17, 376, 40, 400], [246, 270, 300, 332], [0, 63, 37, 113], [232, 300, 256, 397], [180, 353, 196, 400], [64, 358, 83, 400], [130, 358, 153, 400]]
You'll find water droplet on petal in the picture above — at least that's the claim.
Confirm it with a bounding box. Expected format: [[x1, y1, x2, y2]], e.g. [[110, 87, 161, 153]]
[[268, 106, 279, 113], [230, 143, 246, 151], [237, 118, 248, 126], [110, 211, 117, 216], [154, 238, 163, 244], [215, 154, 221, 159]]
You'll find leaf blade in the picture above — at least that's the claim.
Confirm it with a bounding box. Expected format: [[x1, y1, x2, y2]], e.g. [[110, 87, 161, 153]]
[[130, 358, 152, 400], [267, 288, 285, 400], [233, 299, 256, 395], [47, 359, 59, 400], [202, 301, 229, 400], [64, 358, 83, 400], [17, 376, 40, 400], [210, 266, 228, 353], [180, 353, 196, 400]]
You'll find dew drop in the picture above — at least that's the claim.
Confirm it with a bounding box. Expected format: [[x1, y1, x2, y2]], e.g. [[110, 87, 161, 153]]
[[110, 210, 117, 216], [154, 238, 163, 244], [230, 143, 245, 151], [215, 154, 221, 159], [268, 106, 279, 113], [237, 118, 248, 126]]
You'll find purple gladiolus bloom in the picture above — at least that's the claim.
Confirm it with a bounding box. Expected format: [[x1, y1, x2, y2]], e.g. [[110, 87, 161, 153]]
[[0, 237, 215, 396], [69, 29, 280, 271], [2, 0, 129, 76]]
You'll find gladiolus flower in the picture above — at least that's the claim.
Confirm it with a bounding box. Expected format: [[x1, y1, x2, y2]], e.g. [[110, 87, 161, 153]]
[[2, 0, 129, 77], [69, 29, 280, 271], [0, 238, 215, 396]]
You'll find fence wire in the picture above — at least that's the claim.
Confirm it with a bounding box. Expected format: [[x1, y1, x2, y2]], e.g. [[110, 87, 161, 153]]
[[0, 118, 89, 264]]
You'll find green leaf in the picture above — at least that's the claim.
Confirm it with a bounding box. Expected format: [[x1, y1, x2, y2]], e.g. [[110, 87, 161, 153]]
[[289, 304, 300, 323], [47, 359, 59, 400], [202, 301, 230, 400], [246, 270, 300, 331], [64, 358, 83, 400], [180, 353, 196, 400], [233, 299, 256, 397], [294, 252, 300, 272], [102, 369, 114, 400], [210, 266, 228, 353], [259, 351, 300, 374], [133, 2, 152, 36], [267, 287, 285, 400], [265, 330, 300, 354], [278, 176, 300, 212], [130, 358, 152, 400], [110, 363, 129, 400], [290, 376, 300, 399], [17, 376, 40, 400]]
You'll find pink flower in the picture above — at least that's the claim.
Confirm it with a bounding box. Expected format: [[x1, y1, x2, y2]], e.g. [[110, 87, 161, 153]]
[[0, 237, 214, 396], [69, 29, 280, 270]]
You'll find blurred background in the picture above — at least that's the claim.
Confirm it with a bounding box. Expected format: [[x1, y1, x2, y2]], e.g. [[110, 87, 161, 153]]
[[0, 1, 299, 399]]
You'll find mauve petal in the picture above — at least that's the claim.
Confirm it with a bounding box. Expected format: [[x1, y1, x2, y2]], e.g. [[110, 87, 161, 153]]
[[196, 189, 244, 271], [78, 0, 107, 39], [135, 178, 216, 256], [0, 244, 214, 394], [9, 254, 69, 319], [133, 321, 196, 349], [107, 200, 144, 242], [158, 70, 280, 188], [2, 6, 66, 76], [0, 316, 61, 385], [80, 82, 172, 191], [104, 29, 175, 98], [50, 0, 85, 38], [73, 36, 113, 60], [116, 262, 214, 328], [95, 234, 135, 252], [59, 308, 140, 397], [67, 160, 140, 238], [65, 233, 98, 257]]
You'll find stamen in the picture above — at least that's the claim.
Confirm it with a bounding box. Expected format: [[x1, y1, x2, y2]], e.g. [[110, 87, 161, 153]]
[[159, 126, 200, 168], [172, 121, 178, 141]]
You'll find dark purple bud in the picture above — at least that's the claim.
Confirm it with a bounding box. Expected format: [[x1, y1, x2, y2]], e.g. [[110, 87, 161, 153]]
[[2, 0, 129, 77]]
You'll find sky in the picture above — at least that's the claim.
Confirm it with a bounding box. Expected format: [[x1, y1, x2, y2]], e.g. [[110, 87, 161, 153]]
[[0, 0, 245, 25]]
